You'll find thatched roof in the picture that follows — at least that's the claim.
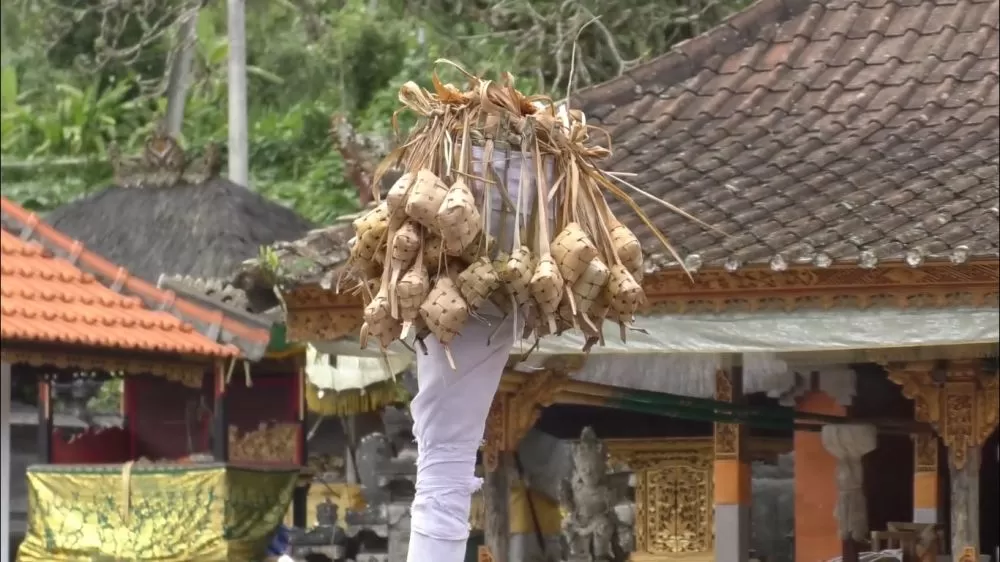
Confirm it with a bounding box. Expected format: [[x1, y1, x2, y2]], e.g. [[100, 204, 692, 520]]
[[46, 177, 313, 283]]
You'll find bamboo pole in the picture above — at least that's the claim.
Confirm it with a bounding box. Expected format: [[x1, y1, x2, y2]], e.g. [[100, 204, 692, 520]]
[[226, 0, 249, 187]]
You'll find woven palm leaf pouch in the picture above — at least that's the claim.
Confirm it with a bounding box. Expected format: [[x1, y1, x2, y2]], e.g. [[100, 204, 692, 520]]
[[343, 60, 691, 367]]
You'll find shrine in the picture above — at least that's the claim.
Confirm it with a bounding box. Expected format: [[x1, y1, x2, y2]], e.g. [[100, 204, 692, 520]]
[[0, 196, 306, 561]]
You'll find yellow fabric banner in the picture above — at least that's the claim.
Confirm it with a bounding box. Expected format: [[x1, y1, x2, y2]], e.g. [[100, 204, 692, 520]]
[[18, 463, 298, 562]]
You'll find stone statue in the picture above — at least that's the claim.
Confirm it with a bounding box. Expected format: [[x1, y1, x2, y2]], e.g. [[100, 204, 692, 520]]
[[559, 427, 625, 562], [288, 499, 347, 560]]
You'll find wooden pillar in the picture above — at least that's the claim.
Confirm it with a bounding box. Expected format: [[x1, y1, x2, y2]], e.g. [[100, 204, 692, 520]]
[[913, 433, 940, 524], [37, 378, 53, 463], [714, 367, 750, 562], [887, 361, 999, 562], [292, 356, 309, 528], [211, 360, 229, 462], [1, 362, 11, 562], [480, 370, 568, 561], [483, 452, 512, 562], [950, 445, 980, 562], [482, 394, 512, 562]]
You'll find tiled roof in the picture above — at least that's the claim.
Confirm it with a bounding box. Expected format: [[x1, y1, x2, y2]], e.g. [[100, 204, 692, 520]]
[[1, 198, 241, 357], [576, 0, 999, 272]]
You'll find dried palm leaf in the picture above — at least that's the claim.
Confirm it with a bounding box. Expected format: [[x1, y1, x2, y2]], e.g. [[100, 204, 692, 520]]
[[457, 257, 501, 311], [551, 222, 598, 285], [388, 221, 421, 317], [396, 247, 431, 337], [386, 172, 415, 215], [419, 276, 469, 369], [572, 257, 610, 315], [609, 218, 643, 273], [606, 264, 644, 320], [405, 169, 450, 230], [360, 288, 401, 349]]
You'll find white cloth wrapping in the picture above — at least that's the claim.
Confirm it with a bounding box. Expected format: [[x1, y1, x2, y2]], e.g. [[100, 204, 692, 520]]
[[407, 147, 536, 561], [821, 424, 877, 542]]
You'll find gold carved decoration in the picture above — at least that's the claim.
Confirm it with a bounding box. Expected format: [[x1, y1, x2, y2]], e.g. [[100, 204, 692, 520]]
[[643, 261, 999, 314], [228, 422, 300, 464], [0, 348, 207, 387], [284, 285, 364, 343], [482, 370, 570, 471], [282, 262, 999, 341], [482, 394, 507, 473], [958, 547, 977, 562], [914, 433, 938, 473], [886, 361, 999, 469], [607, 439, 715, 556], [477, 545, 495, 562], [714, 370, 740, 460]]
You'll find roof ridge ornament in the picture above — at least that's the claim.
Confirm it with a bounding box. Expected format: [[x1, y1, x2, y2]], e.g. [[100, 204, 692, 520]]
[[109, 120, 223, 189]]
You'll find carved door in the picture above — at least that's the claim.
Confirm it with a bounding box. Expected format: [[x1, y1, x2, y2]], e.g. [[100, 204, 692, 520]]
[[637, 460, 714, 556]]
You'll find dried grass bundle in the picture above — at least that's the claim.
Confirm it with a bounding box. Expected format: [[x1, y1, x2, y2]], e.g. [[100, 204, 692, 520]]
[[340, 59, 701, 365]]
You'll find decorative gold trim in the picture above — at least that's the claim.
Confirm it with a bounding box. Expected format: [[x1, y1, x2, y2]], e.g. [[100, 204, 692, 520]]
[[482, 394, 508, 473], [605, 438, 715, 555], [482, 369, 571, 470], [228, 422, 300, 464], [641, 261, 999, 314], [714, 370, 739, 460], [886, 360, 999, 469], [914, 433, 938, 473], [0, 348, 206, 387], [477, 545, 495, 562], [280, 261, 999, 342]]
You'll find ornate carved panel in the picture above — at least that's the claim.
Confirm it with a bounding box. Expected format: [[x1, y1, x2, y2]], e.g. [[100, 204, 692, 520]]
[[482, 395, 507, 473], [228, 422, 300, 464], [477, 545, 495, 562], [714, 370, 740, 460], [913, 433, 938, 473], [607, 440, 715, 556], [482, 370, 570, 471], [644, 262, 1000, 314], [886, 360, 999, 469]]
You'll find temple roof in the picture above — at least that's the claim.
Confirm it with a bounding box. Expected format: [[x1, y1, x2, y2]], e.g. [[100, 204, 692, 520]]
[[574, 0, 999, 271], [45, 176, 313, 283], [235, 0, 998, 294], [1, 197, 268, 359]]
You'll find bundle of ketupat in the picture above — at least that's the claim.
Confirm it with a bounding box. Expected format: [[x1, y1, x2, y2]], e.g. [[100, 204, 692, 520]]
[[345, 60, 684, 367]]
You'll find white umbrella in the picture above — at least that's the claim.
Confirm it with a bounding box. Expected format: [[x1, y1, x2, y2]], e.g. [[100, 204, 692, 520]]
[[304, 344, 412, 396]]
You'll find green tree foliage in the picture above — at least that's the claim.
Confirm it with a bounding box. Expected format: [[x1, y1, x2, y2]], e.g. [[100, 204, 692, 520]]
[[0, 0, 745, 223]]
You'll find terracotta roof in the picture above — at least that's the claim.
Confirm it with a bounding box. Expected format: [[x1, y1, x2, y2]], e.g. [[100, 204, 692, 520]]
[[1, 197, 246, 358], [575, 0, 999, 272]]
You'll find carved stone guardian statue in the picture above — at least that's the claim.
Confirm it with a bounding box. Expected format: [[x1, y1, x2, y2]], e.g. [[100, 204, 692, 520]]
[[559, 427, 626, 562]]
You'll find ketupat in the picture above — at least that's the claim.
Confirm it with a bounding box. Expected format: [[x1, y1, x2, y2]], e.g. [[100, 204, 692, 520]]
[[343, 59, 688, 366]]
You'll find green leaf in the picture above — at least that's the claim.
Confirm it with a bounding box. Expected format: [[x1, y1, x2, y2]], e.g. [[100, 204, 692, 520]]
[[1, 66, 18, 111]]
